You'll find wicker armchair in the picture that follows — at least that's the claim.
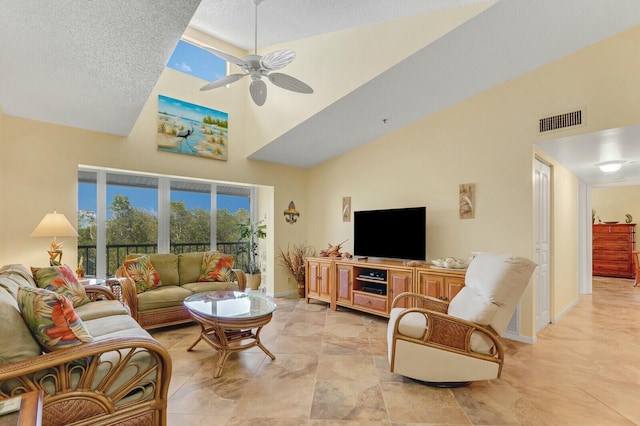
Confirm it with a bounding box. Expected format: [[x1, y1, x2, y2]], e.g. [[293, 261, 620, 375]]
[[0, 275, 172, 426], [387, 253, 536, 387]]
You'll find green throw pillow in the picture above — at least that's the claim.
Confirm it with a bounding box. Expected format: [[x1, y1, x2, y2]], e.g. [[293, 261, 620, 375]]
[[31, 264, 90, 307], [17, 287, 93, 352]]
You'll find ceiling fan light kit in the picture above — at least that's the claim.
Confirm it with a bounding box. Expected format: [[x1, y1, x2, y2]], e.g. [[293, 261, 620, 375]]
[[200, 0, 313, 106]]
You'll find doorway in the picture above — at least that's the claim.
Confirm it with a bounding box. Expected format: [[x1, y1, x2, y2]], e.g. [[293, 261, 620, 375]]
[[535, 159, 551, 333]]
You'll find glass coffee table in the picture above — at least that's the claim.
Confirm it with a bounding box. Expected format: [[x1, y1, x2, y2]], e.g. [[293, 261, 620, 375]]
[[184, 291, 277, 378]]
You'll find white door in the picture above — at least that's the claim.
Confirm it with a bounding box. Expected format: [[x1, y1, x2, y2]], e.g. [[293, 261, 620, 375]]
[[535, 159, 551, 333]]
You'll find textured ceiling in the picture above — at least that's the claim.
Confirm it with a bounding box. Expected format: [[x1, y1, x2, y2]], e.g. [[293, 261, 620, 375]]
[[190, 0, 489, 50], [0, 0, 200, 135]]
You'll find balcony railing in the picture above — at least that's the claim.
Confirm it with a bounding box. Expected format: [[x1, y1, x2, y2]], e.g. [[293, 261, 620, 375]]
[[78, 242, 250, 277]]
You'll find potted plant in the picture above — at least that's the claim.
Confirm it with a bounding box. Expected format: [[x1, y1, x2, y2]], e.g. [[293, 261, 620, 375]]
[[237, 219, 266, 289], [278, 243, 316, 298]]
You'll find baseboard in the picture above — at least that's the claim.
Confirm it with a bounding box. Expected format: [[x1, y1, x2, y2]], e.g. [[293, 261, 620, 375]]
[[272, 290, 298, 298], [552, 296, 579, 324], [502, 331, 536, 344]]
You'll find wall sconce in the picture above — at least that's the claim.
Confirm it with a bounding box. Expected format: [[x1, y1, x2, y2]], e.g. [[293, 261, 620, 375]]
[[30, 211, 78, 265], [284, 201, 300, 224]]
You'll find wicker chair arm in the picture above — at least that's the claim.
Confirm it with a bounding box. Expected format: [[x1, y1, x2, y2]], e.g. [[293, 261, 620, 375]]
[[232, 269, 247, 291], [0, 336, 170, 378], [393, 307, 504, 364], [114, 269, 139, 318], [0, 336, 172, 424], [83, 284, 117, 301], [391, 291, 449, 313]]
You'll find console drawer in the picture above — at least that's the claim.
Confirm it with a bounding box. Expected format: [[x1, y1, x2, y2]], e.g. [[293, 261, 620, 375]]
[[353, 292, 387, 313]]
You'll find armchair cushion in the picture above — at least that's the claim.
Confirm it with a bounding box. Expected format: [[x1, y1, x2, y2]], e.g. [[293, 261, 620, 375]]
[[31, 264, 90, 307], [447, 286, 499, 326], [123, 255, 162, 293], [17, 287, 93, 351], [198, 251, 235, 282], [451, 253, 536, 335]]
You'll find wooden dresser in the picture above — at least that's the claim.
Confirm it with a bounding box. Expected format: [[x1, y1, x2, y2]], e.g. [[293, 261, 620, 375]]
[[592, 223, 636, 278]]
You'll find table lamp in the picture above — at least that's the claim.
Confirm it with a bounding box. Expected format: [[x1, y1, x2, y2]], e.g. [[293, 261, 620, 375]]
[[30, 211, 78, 266]]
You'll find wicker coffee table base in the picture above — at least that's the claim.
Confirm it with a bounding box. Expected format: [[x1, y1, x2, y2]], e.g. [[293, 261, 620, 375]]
[[187, 311, 276, 378]]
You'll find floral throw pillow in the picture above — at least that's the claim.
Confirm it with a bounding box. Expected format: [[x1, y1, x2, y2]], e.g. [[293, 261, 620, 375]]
[[123, 255, 162, 294], [17, 287, 93, 351], [198, 252, 234, 282], [31, 264, 90, 307]]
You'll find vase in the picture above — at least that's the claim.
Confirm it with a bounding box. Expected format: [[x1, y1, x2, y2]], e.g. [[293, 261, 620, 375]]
[[246, 273, 261, 290], [297, 281, 305, 298]]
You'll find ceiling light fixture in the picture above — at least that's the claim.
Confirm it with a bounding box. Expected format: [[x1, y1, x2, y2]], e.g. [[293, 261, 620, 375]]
[[598, 161, 623, 173]]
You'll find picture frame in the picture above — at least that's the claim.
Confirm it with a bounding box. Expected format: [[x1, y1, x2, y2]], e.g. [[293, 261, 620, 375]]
[[459, 184, 475, 219], [157, 95, 228, 161]]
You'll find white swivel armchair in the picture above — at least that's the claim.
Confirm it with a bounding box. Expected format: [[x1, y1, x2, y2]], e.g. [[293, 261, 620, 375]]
[[387, 253, 536, 387]]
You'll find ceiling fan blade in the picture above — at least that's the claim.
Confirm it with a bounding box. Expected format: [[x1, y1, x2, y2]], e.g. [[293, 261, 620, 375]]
[[250, 79, 267, 106], [202, 46, 247, 67], [200, 74, 246, 91], [260, 49, 296, 71], [267, 73, 313, 94]]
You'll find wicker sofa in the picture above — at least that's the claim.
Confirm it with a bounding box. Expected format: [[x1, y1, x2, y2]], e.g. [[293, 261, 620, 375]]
[[0, 264, 172, 426], [116, 252, 247, 330]]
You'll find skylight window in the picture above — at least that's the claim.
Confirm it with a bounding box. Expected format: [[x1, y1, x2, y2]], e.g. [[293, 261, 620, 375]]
[[166, 40, 227, 82]]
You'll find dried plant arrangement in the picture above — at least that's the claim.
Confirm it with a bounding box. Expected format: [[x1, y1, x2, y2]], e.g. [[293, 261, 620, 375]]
[[278, 243, 316, 296]]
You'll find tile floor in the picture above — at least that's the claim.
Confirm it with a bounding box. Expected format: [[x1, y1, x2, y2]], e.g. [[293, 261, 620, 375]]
[[152, 277, 640, 425]]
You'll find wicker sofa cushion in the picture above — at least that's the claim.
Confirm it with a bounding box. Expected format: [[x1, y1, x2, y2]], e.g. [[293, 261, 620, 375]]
[[137, 285, 193, 312], [0, 264, 38, 299], [178, 252, 204, 285], [148, 253, 179, 286], [0, 288, 42, 364], [181, 281, 239, 294], [75, 299, 130, 321]]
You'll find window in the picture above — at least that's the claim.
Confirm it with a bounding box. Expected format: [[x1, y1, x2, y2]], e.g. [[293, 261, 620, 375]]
[[78, 169, 253, 277], [166, 40, 227, 82]]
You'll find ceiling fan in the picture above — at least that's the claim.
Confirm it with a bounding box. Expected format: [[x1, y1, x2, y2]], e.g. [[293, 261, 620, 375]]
[[199, 0, 313, 106]]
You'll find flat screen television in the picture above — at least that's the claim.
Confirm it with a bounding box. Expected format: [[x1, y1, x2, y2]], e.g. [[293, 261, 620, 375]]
[[353, 206, 426, 261]]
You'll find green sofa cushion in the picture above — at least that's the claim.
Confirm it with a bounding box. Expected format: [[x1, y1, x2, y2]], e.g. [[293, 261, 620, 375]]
[[149, 253, 179, 286], [75, 299, 130, 322], [0, 264, 37, 299], [0, 289, 42, 364], [178, 253, 204, 285], [181, 281, 239, 293], [137, 286, 193, 312], [84, 314, 152, 339]]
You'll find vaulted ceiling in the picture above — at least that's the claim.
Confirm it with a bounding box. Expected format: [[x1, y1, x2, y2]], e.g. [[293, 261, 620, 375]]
[[2, 1, 640, 183]]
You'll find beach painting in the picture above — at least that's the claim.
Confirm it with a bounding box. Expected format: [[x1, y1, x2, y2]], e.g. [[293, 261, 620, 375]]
[[157, 95, 228, 161]]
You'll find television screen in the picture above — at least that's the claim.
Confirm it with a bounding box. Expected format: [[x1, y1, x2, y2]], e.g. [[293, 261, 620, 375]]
[[353, 207, 426, 261]]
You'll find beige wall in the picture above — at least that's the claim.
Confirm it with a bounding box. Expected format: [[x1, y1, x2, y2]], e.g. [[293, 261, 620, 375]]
[[592, 186, 640, 225], [305, 25, 640, 338]]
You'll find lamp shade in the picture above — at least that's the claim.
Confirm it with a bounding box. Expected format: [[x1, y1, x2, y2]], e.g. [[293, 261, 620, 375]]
[[30, 212, 78, 237]]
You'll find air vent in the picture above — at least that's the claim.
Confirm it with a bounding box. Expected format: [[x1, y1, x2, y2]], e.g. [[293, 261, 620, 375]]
[[539, 110, 582, 133]]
